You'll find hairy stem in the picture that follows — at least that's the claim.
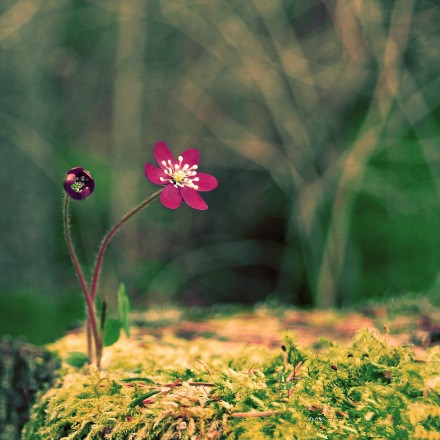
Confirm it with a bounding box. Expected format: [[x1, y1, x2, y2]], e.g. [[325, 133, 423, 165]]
[[63, 195, 100, 364], [89, 189, 162, 301], [86, 321, 93, 363]]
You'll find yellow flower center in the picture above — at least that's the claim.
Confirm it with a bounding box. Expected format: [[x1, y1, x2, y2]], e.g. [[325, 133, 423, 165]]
[[161, 156, 199, 189]]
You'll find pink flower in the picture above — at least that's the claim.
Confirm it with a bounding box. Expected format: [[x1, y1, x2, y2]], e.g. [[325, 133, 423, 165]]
[[145, 141, 218, 210]]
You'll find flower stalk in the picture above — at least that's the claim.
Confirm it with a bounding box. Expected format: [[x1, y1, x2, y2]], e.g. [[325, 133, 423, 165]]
[[90, 189, 162, 302], [85, 189, 162, 361], [63, 195, 100, 365]]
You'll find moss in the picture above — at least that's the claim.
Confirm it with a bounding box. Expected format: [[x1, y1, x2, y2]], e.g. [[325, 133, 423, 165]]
[[0, 337, 60, 439], [21, 328, 440, 439]]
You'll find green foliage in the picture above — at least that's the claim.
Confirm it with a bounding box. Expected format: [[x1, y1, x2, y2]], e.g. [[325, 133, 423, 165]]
[[118, 283, 130, 338], [23, 329, 440, 439], [103, 283, 131, 347], [281, 333, 307, 366], [65, 352, 89, 368], [0, 290, 84, 345], [0, 337, 60, 439], [103, 319, 122, 347]]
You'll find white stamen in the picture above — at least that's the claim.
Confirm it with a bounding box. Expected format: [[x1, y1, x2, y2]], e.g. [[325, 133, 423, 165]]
[[161, 154, 201, 190]]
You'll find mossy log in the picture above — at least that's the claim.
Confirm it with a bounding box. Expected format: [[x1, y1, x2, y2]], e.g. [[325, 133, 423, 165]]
[[21, 308, 440, 440]]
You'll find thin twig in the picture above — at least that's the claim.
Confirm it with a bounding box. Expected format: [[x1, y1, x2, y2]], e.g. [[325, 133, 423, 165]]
[[286, 361, 303, 381]]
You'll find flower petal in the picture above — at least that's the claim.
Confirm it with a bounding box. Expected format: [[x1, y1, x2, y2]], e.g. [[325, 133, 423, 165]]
[[194, 172, 218, 192], [160, 184, 182, 209], [65, 172, 77, 186], [80, 187, 91, 199], [180, 186, 208, 210], [68, 166, 84, 175], [154, 141, 176, 169], [180, 148, 199, 167], [145, 162, 169, 185]]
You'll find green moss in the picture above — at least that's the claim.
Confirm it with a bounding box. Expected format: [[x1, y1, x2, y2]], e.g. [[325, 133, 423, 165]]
[[22, 329, 439, 439], [0, 337, 60, 439]]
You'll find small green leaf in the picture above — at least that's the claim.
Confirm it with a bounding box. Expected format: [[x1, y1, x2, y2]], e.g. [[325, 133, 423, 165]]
[[129, 390, 160, 408], [117, 283, 130, 337], [66, 352, 89, 368], [120, 377, 156, 384], [103, 319, 121, 347]]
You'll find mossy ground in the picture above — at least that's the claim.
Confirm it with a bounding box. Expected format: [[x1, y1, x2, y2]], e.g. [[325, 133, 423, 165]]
[[23, 299, 440, 439]]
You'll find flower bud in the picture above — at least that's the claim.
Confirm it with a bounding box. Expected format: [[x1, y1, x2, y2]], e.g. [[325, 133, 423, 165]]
[[63, 167, 94, 200]]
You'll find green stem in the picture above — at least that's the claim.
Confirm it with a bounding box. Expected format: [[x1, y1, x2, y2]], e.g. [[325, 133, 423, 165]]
[[63, 195, 100, 364], [89, 189, 162, 302]]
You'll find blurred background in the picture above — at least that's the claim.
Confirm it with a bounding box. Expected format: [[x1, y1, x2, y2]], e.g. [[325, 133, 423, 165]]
[[1, 0, 440, 344]]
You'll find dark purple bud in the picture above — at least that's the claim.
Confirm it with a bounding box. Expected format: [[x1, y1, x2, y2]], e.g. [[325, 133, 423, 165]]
[[331, 365, 338, 371], [63, 167, 94, 200]]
